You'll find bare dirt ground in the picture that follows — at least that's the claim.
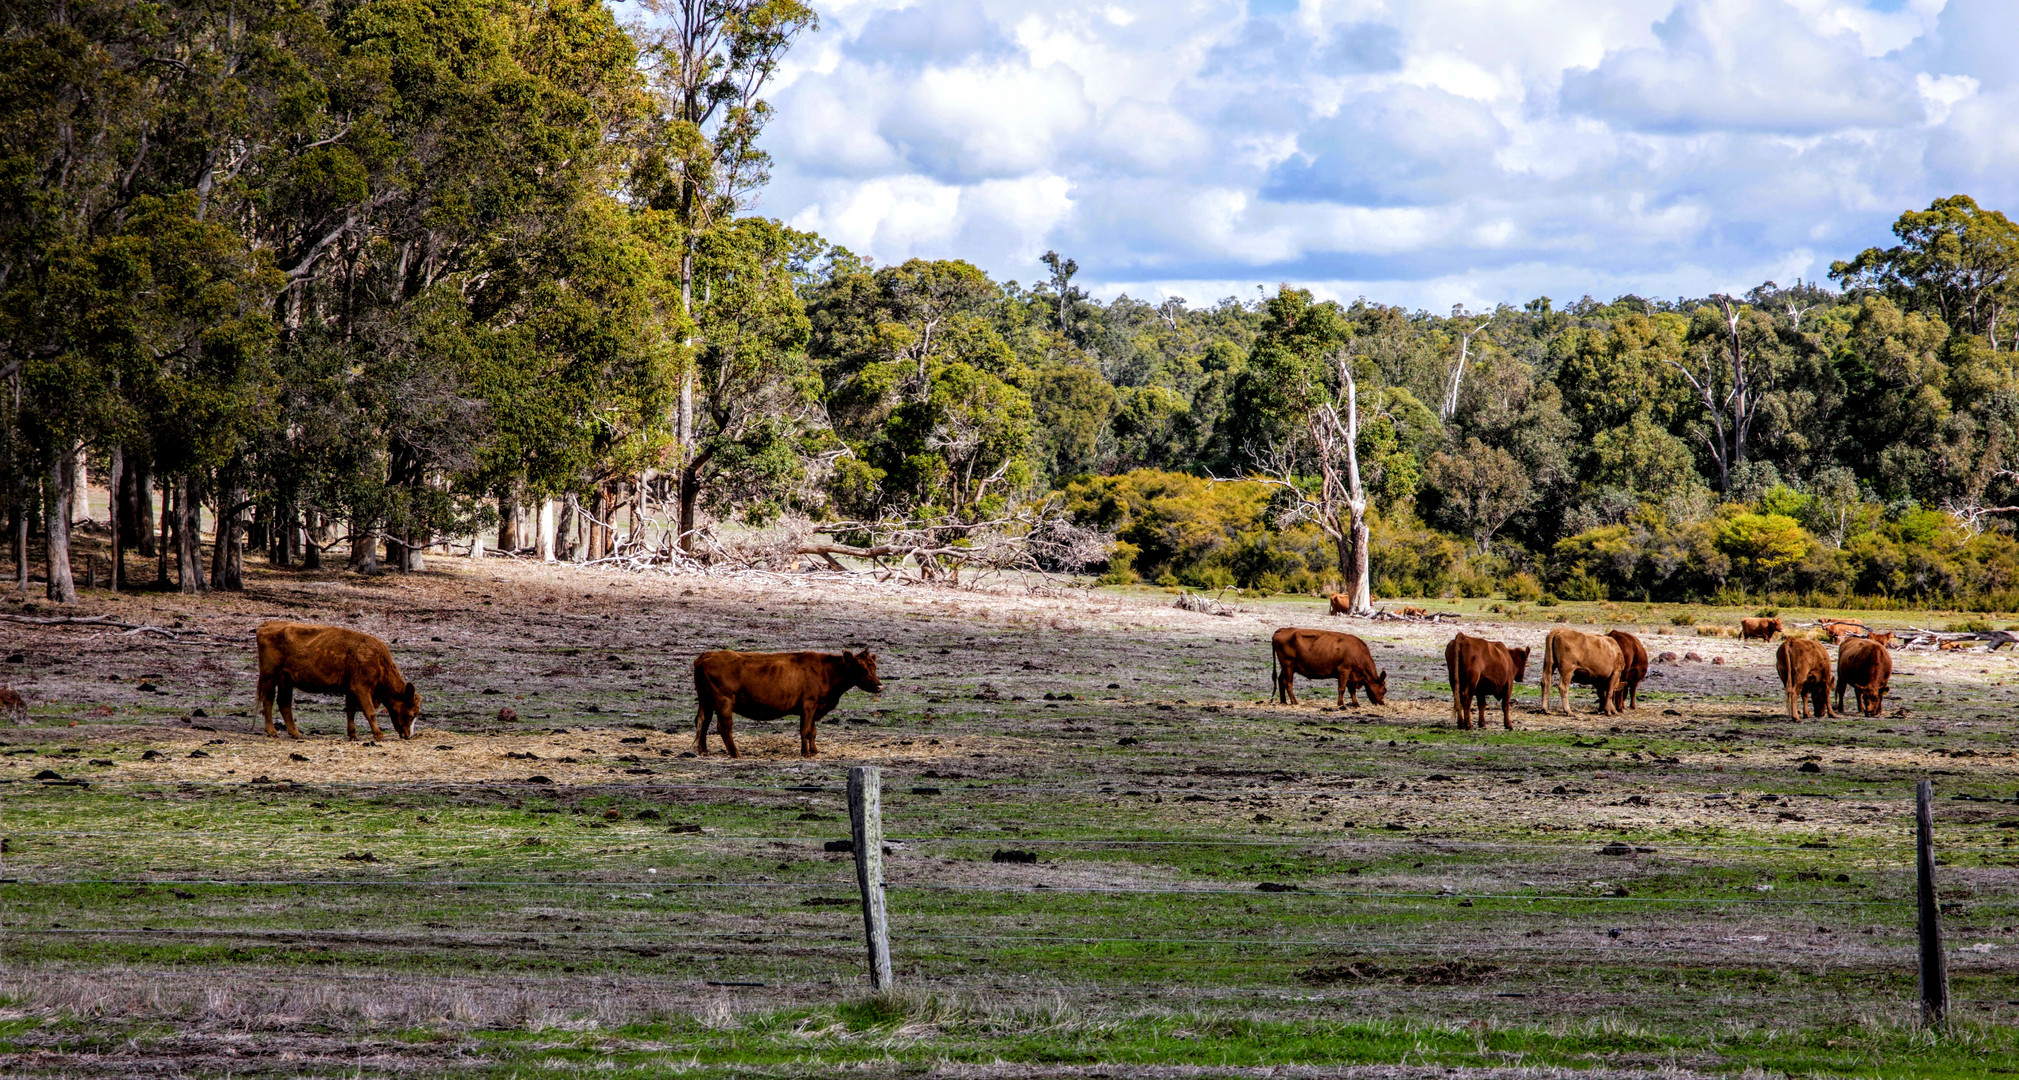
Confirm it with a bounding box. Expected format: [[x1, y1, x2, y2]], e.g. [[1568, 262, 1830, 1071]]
[[3, 554, 2018, 1076]]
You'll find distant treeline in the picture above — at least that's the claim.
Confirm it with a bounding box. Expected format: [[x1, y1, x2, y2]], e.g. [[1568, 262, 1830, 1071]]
[[6, 2, 2019, 608]]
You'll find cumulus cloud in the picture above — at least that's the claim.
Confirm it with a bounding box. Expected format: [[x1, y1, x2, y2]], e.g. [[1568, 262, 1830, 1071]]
[[745, 0, 2019, 308]]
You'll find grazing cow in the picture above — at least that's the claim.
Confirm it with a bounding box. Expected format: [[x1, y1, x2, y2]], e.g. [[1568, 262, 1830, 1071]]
[[1605, 630, 1648, 710], [0, 685, 25, 724], [1272, 628, 1387, 707], [1868, 632, 1895, 648], [1399, 606, 1430, 618], [693, 650, 882, 758], [1445, 633, 1531, 730], [1939, 640, 1973, 651], [1776, 637, 1836, 720], [1328, 594, 1351, 616], [1818, 619, 1868, 644], [1836, 637, 1893, 717], [1740, 617, 1784, 642], [1538, 627, 1624, 716], [255, 622, 420, 741]]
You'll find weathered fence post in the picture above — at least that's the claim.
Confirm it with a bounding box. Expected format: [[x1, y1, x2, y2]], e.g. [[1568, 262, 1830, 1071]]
[[848, 765, 894, 991], [1916, 778, 1949, 1026]]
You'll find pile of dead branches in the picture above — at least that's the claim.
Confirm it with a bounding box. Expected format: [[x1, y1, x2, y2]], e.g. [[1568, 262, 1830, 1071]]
[[581, 505, 1114, 588], [1367, 606, 1458, 624]]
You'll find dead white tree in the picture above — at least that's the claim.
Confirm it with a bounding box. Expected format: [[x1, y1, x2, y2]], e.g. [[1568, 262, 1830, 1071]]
[[1664, 295, 1770, 492], [1247, 349, 1373, 614], [1440, 307, 1491, 420]]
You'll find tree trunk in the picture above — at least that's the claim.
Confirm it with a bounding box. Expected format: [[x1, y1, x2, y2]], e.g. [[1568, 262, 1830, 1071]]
[[130, 458, 156, 557], [350, 515, 379, 574], [678, 461, 702, 555], [302, 509, 321, 570], [107, 445, 123, 591], [158, 482, 172, 585], [177, 474, 207, 594], [11, 501, 25, 592], [71, 445, 89, 527], [1334, 355, 1375, 615], [213, 483, 245, 590], [565, 494, 584, 563], [498, 491, 519, 551], [46, 452, 78, 603], [538, 499, 557, 563]]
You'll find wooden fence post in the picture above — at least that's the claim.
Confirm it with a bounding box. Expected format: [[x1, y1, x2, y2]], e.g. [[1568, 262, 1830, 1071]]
[[848, 765, 894, 992], [1916, 778, 1949, 1027]]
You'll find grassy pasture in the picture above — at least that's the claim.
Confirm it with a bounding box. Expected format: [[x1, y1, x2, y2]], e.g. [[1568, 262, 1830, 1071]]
[[2, 563, 2017, 1077]]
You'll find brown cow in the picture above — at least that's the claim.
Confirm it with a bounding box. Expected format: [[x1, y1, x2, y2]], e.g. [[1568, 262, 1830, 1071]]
[[1445, 633, 1531, 730], [1836, 637, 1892, 717], [1868, 631, 1895, 648], [1538, 627, 1624, 716], [1603, 630, 1648, 710], [1328, 594, 1351, 616], [693, 650, 882, 758], [1272, 628, 1387, 706], [1740, 617, 1784, 641], [255, 621, 420, 741], [1818, 619, 1868, 643], [1776, 637, 1835, 720]]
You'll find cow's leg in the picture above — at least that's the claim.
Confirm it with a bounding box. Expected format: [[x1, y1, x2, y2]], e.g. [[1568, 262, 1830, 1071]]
[[694, 703, 711, 755], [800, 701, 819, 757], [353, 680, 384, 741], [258, 673, 278, 738], [345, 692, 358, 740], [1498, 691, 1513, 730], [718, 712, 738, 758], [278, 683, 302, 739], [1338, 676, 1349, 707], [1282, 672, 1298, 706], [1834, 677, 1847, 716]]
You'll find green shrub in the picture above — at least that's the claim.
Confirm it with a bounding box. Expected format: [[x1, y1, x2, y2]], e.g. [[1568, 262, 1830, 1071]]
[[1945, 617, 1993, 633], [1669, 610, 1695, 626], [1505, 573, 1543, 602], [1456, 572, 1495, 598], [1754, 606, 1779, 618], [1537, 593, 1560, 607]]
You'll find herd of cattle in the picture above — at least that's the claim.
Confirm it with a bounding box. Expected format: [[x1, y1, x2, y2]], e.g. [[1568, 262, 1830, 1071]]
[[251, 609, 1896, 759]]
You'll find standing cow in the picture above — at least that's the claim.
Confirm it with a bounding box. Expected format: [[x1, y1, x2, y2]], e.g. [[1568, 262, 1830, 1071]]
[[1740, 617, 1784, 641], [1271, 628, 1387, 706], [256, 621, 421, 741], [1776, 637, 1836, 720], [1538, 627, 1624, 716], [1835, 637, 1892, 717], [693, 650, 882, 758], [1599, 630, 1648, 711], [1445, 633, 1531, 730]]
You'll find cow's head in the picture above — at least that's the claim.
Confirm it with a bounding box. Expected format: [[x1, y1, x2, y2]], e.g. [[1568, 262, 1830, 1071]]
[[1508, 646, 1532, 682], [387, 682, 421, 739], [1855, 677, 1889, 717], [1366, 668, 1388, 705], [846, 651, 883, 693]]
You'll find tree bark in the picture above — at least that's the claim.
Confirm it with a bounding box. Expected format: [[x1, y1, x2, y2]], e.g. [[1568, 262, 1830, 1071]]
[[107, 445, 123, 591], [11, 501, 25, 592], [350, 515, 379, 574], [71, 445, 88, 527], [131, 458, 156, 558], [538, 499, 557, 563], [213, 483, 245, 590], [498, 491, 519, 551], [158, 482, 172, 586], [176, 474, 207, 594], [302, 509, 322, 570], [45, 452, 78, 604]]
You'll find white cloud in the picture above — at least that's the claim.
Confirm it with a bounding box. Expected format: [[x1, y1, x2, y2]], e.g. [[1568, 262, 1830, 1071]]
[[746, 0, 2019, 310]]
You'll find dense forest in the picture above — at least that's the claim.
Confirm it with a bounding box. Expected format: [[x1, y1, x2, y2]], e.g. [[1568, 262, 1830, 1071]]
[[8, 0, 2019, 609]]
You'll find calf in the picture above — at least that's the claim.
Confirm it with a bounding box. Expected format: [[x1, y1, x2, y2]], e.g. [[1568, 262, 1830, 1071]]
[[693, 650, 882, 758], [1776, 637, 1835, 720], [1868, 631, 1896, 648], [1740, 617, 1784, 642], [1836, 637, 1892, 716], [255, 621, 420, 741], [1445, 633, 1531, 730], [1538, 627, 1623, 716], [1328, 594, 1351, 616], [1272, 628, 1387, 706]]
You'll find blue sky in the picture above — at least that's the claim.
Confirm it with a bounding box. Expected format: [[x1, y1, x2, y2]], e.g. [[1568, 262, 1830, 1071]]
[[752, 0, 2019, 311]]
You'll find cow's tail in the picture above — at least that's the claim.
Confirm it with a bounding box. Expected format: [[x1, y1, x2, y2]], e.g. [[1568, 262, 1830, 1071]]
[[1270, 644, 1279, 703]]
